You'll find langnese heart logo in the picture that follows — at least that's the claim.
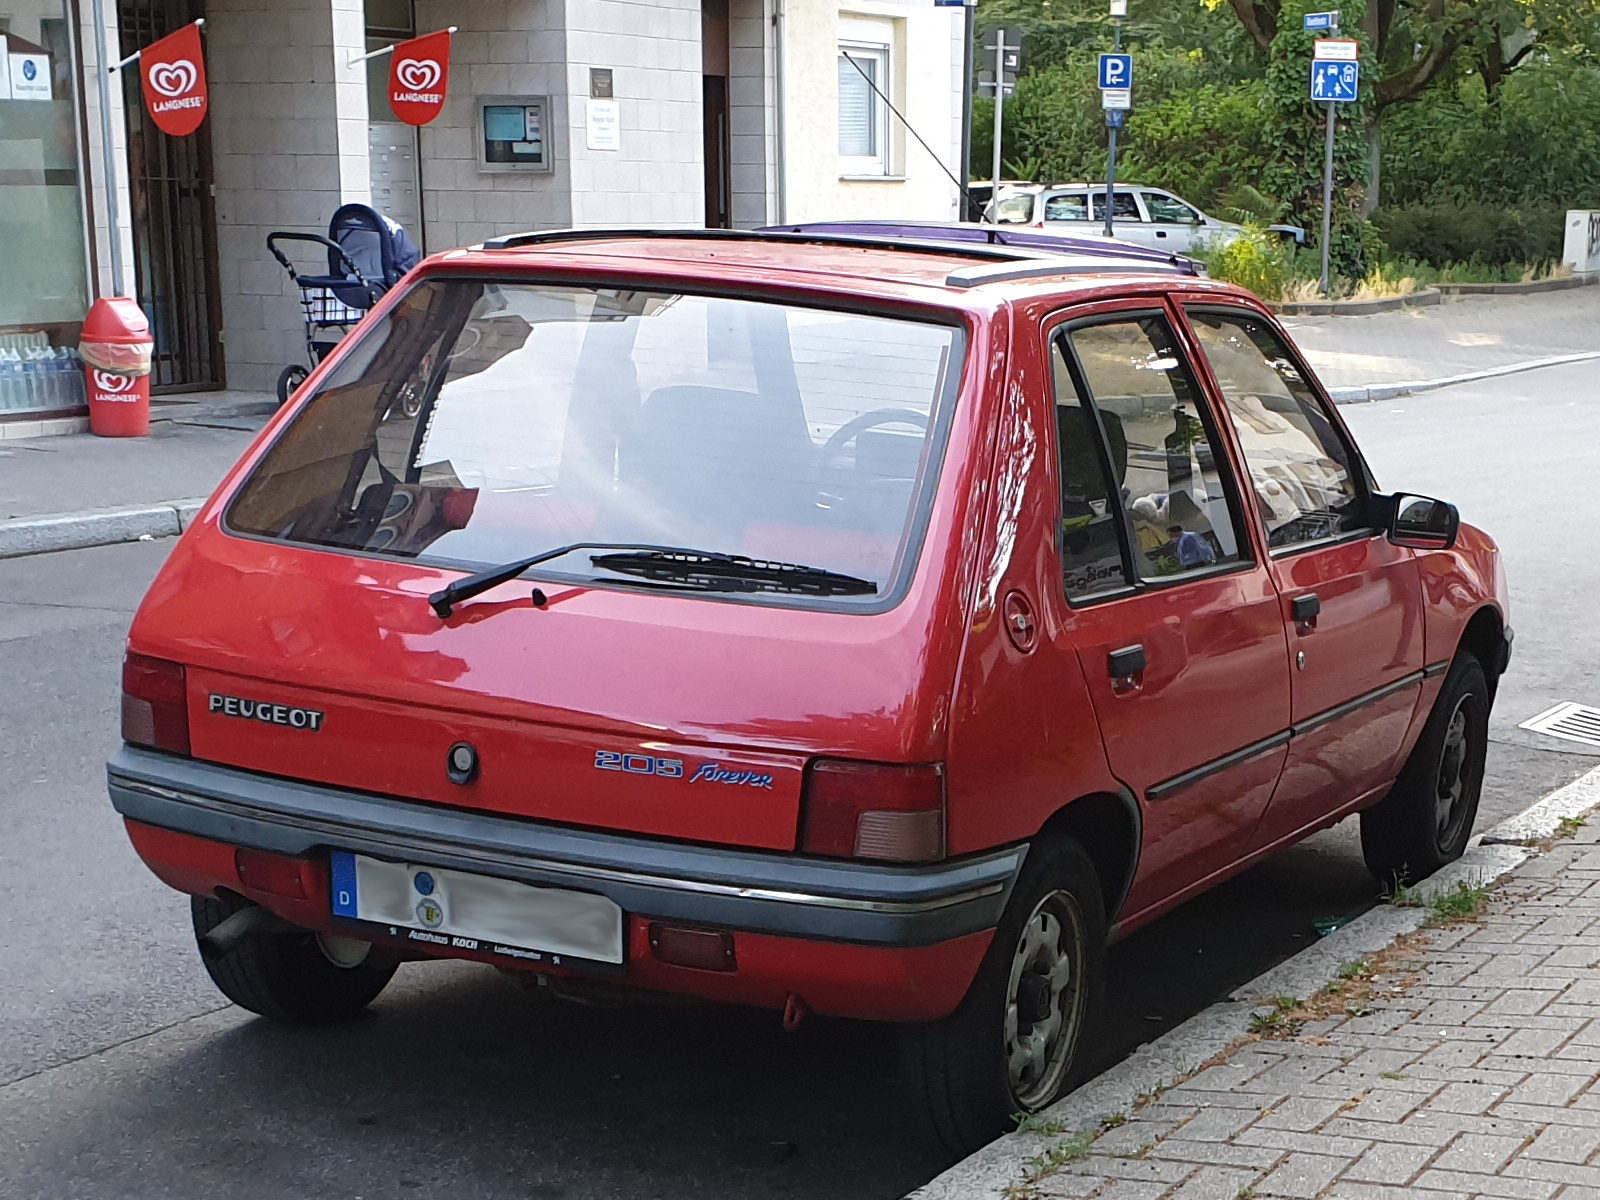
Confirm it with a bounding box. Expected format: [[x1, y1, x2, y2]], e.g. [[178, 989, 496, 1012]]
[[148, 58, 197, 98], [395, 58, 441, 92], [93, 370, 136, 394]]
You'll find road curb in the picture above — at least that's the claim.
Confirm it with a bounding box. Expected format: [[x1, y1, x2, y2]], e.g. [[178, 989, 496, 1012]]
[[1278, 287, 1442, 317], [1326, 348, 1600, 405], [0, 497, 208, 560], [908, 765, 1600, 1200]]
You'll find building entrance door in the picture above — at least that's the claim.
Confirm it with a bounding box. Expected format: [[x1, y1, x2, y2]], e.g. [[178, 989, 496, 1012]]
[[702, 0, 731, 228], [118, 0, 224, 391]]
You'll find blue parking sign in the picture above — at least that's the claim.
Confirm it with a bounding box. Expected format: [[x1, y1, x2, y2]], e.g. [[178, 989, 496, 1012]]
[[1310, 59, 1359, 102], [1098, 53, 1132, 90]]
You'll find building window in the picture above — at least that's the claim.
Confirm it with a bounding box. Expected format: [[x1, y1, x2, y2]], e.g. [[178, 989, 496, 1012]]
[[837, 42, 889, 176]]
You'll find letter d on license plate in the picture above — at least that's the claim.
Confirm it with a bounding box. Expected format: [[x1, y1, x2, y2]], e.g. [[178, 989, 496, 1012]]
[[330, 851, 624, 965]]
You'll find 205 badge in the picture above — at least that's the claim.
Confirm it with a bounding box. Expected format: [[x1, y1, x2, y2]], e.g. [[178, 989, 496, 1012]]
[[594, 751, 773, 790]]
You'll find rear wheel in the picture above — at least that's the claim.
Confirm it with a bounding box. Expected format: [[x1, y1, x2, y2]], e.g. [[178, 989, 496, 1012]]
[[1361, 653, 1490, 888], [900, 837, 1107, 1157], [276, 364, 309, 407], [192, 893, 398, 1024]]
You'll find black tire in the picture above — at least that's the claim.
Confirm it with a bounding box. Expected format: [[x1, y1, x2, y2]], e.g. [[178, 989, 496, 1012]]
[[191, 894, 398, 1024], [900, 837, 1107, 1158], [1361, 652, 1490, 888], [276, 364, 309, 407]]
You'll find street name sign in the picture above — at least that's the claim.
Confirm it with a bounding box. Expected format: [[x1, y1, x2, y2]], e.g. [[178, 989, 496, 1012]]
[[1303, 12, 1338, 30]]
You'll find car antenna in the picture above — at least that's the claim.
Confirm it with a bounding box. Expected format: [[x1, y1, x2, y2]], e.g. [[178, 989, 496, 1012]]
[[840, 50, 992, 224]]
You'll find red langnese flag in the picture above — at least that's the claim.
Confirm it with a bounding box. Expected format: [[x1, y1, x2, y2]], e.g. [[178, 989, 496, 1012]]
[[139, 22, 208, 137], [388, 29, 450, 126]]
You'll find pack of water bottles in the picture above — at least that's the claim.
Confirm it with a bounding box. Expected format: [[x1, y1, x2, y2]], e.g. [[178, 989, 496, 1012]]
[[0, 331, 88, 412]]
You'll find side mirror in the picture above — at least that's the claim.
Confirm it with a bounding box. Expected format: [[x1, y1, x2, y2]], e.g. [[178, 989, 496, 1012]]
[[1387, 493, 1460, 549]]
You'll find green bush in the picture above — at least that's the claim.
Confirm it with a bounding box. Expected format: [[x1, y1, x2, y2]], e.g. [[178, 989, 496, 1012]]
[[1373, 202, 1564, 268], [1192, 228, 1295, 301]]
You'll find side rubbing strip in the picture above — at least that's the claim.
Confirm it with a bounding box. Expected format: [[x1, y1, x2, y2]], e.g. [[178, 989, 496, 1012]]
[[1146, 670, 1429, 803], [1147, 731, 1292, 802]]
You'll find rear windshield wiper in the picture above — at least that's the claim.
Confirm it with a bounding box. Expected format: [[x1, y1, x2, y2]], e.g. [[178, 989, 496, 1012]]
[[589, 549, 878, 597], [428, 543, 875, 617]]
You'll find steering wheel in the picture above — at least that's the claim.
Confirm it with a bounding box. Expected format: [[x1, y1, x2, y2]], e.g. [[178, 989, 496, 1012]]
[[813, 407, 930, 512]]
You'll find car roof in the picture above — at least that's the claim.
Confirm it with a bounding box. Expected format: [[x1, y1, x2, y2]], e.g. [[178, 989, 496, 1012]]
[[764, 221, 1189, 270], [440, 228, 1198, 303]]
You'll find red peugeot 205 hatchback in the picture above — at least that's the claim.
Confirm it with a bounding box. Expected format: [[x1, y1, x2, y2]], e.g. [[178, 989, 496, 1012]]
[[109, 229, 1510, 1155]]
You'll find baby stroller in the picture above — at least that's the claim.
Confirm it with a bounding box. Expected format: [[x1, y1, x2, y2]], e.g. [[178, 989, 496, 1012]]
[[266, 203, 421, 405]]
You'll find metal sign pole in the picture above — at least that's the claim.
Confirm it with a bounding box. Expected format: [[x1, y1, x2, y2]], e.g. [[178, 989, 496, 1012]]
[[959, 1, 975, 219], [1319, 99, 1336, 296], [1103, 17, 1122, 239], [89, 0, 125, 297], [990, 29, 1006, 206]]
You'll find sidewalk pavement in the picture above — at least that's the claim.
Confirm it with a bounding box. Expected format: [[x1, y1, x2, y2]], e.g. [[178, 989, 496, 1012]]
[[3, 288, 1600, 558], [918, 768, 1600, 1200], [1284, 288, 1600, 393]]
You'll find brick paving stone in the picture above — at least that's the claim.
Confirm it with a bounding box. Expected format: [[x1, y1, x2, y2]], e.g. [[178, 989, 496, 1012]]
[[1525, 1124, 1600, 1163], [1032, 1174, 1103, 1198], [1325, 1185, 1470, 1200], [1060, 1156, 1193, 1184], [1164, 1165, 1262, 1199], [1171, 1105, 1264, 1142], [1343, 1140, 1439, 1184], [1232, 1127, 1371, 1158], [1426, 1080, 1514, 1113], [1253, 1094, 1349, 1131], [1144, 1138, 1282, 1170], [1047, 1181, 1167, 1200], [1414, 1168, 1559, 1198], [1431, 1132, 1528, 1173], [1091, 1118, 1185, 1158], [1505, 1071, 1596, 1108], [1503, 1159, 1600, 1188], [1341, 1089, 1439, 1123], [1253, 1152, 1347, 1197]]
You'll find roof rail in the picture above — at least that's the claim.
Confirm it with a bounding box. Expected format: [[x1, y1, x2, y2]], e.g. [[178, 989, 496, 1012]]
[[478, 226, 1031, 264], [944, 257, 1187, 289]]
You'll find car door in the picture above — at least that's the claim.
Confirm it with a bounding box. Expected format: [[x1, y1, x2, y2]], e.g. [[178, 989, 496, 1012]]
[[1140, 190, 1203, 253], [1090, 189, 1151, 245], [1044, 303, 1291, 921], [1181, 305, 1427, 849]]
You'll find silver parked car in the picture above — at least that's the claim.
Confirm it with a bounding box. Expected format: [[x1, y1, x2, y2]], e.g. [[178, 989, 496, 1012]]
[[991, 183, 1304, 253]]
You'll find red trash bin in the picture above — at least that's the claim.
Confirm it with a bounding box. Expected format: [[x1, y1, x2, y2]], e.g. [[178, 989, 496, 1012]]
[[80, 298, 154, 437]]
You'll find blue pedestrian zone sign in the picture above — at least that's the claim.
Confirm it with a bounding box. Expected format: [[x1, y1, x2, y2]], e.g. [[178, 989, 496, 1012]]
[[1311, 59, 1359, 102], [1098, 53, 1131, 90]]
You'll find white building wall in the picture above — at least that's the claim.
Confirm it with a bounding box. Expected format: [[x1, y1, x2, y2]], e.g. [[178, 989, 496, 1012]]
[[76, 2, 135, 301], [563, 0, 704, 228], [413, 0, 573, 249], [780, 0, 962, 224], [728, 0, 777, 227], [207, 0, 371, 392]]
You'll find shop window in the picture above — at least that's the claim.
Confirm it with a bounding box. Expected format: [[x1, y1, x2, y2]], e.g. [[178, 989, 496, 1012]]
[[0, 7, 91, 415]]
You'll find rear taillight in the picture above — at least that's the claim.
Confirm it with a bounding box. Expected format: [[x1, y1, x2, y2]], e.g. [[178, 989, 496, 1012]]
[[800, 760, 946, 863], [121, 653, 190, 755]]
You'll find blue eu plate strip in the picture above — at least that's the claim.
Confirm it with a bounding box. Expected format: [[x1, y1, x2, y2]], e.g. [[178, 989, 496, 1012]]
[[330, 851, 359, 917]]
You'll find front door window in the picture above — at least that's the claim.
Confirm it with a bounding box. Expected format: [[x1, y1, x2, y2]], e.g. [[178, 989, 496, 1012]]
[[1187, 310, 1365, 548]]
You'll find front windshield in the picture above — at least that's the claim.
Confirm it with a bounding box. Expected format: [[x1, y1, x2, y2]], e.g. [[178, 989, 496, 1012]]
[[994, 193, 1035, 224], [226, 279, 964, 605]]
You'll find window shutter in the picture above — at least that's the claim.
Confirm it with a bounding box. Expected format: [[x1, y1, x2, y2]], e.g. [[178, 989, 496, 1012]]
[[838, 54, 877, 158]]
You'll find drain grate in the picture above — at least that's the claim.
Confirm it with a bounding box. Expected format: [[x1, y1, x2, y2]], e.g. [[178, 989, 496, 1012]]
[[1521, 702, 1600, 749]]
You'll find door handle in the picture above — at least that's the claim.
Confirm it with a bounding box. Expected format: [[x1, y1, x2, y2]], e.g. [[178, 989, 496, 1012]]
[[1291, 593, 1321, 629], [1108, 644, 1147, 678]]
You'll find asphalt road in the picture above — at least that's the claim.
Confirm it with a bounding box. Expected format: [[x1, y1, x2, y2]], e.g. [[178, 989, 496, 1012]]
[[2, 363, 1597, 1199]]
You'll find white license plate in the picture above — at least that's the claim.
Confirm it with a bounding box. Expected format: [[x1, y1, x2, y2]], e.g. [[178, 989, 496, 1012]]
[[330, 851, 624, 965]]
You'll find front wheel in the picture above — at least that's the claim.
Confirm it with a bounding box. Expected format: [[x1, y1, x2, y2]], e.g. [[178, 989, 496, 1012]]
[[1361, 652, 1490, 887], [900, 837, 1107, 1157], [192, 894, 398, 1024]]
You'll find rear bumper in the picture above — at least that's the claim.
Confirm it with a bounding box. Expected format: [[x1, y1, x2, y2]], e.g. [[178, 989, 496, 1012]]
[[107, 746, 1023, 951]]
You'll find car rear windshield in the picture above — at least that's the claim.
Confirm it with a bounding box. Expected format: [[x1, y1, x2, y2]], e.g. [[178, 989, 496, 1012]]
[[226, 279, 964, 607]]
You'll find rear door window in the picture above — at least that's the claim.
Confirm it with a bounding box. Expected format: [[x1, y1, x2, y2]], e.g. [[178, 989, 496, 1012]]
[[1090, 191, 1143, 222], [1062, 315, 1250, 581], [226, 280, 964, 607]]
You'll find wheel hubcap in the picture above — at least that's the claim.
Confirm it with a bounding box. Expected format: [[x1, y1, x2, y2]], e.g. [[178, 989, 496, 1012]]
[[1004, 890, 1087, 1110], [1434, 698, 1473, 842]]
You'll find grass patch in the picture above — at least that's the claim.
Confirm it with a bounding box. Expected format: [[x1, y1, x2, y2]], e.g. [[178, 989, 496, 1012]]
[[1020, 1130, 1096, 1177], [1387, 878, 1493, 925], [1338, 959, 1370, 981], [1558, 815, 1588, 839], [1248, 996, 1303, 1036], [1013, 1112, 1067, 1137]]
